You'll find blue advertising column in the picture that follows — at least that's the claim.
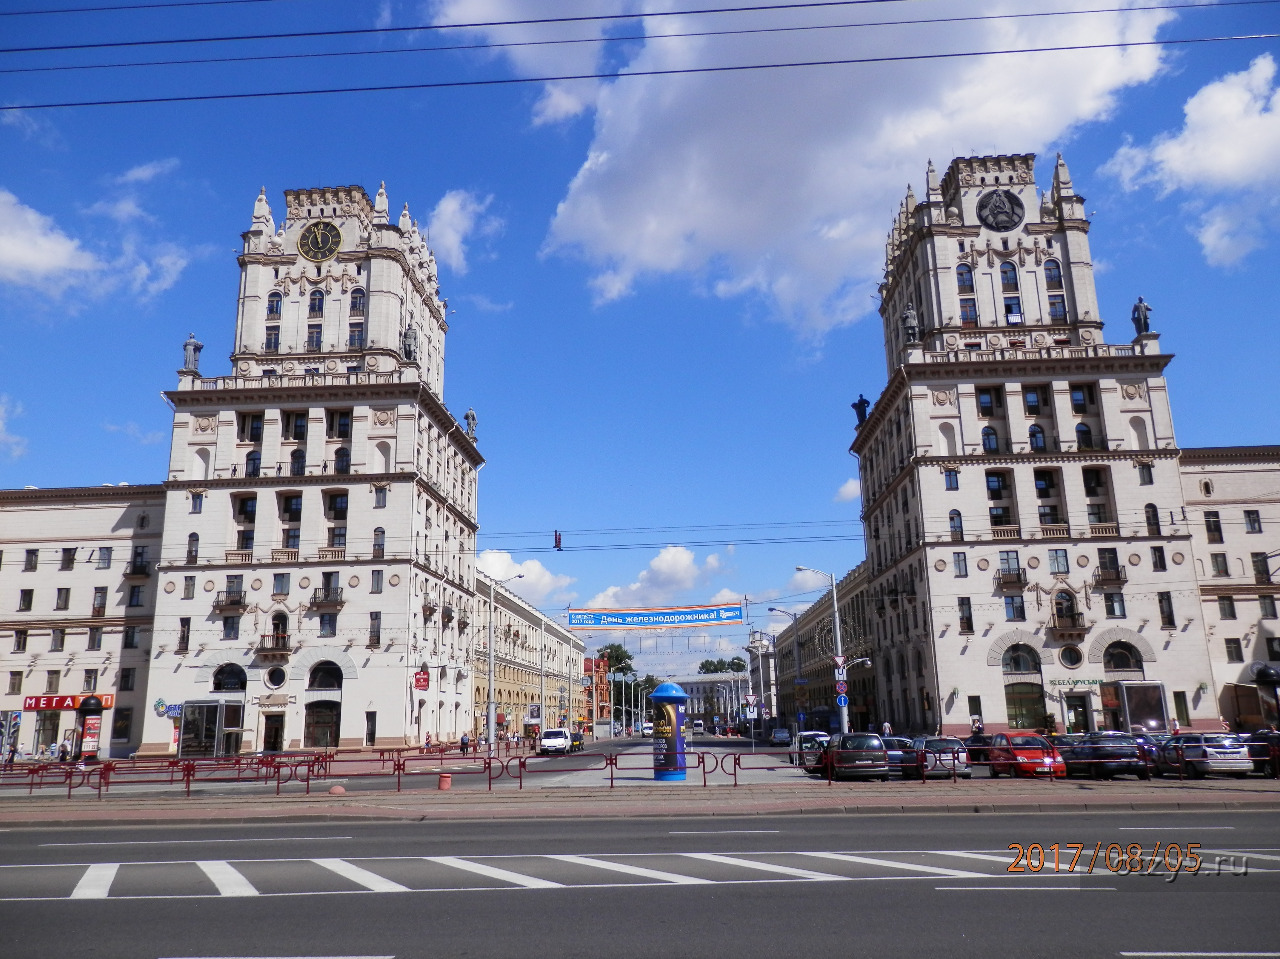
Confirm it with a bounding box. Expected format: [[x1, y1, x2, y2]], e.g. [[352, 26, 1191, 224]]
[[649, 682, 689, 781]]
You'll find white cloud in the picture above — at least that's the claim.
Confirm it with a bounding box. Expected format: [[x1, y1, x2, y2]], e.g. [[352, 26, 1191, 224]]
[[477, 550, 576, 605], [375, 0, 394, 30], [85, 197, 152, 224], [788, 568, 829, 593], [0, 395, 27, 459], [102, 421, 166, 445], [115, 158, 180, 184], [708, 587, 741, 604], [835, 477, 861, 502], [426, 189, 503, 274], [0, 108, 62, 149], [1102, 54, 1280, 266], [0, 189, 103, 291], [458, 292, 514, 313], [586, 545, 721, 608]]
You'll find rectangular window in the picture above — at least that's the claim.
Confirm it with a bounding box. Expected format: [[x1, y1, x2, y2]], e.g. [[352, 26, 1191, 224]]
[[18, 589, 33, 611], [60, 547, 76, 570], [87, 627, 102, 651], [190, 492, 203, 514], [371, 569, 384, 593], [957, 597, 974, 633], [1087, 503, 1110, 524], [282, 495, 303, 523], [1004, 595, 1026, 621], [959, 299, 979, 327], [45, 671, 59, 694], [50, 628, 65, 652], [374, 486, 387, 508], [1137, 463, 1154, 486], [944, 469, 959, 491], [24, 549, 38, 571], [1070, 386, 1092, 414], [1082, 468, 1103, 497], [989, 506, 1012, 527], [999, 550, 1020, 573], [273, 573, 290, 596], [237, 496, 257, 523], [7, 671, 20, 695], [952, 553, 968, 578], [237, 529, 255, 551], [93, 586, 107, 612], [1151, 546, 1167, 571], [183, 576, 195, 599], [282, 527, 300, 549], [1048, 549, 1069, 575], [1105, 593, 1127, 618], [977, 388, 999, 417], [327, 409, 352, 439], [54, 587, 70, 610], [986, 473, 1007, 500], [328, 526, 347, 548], [1225, 638, 1244, 663], [1047, 294, 1067, 323], [265, 325, 280, 352], [288, 412, 307, 441], [1245, 510, 1263, 533], [1023, 388, 1041, 417], [1003, 296, 1023, 323], [1252, 552, 1271, 583], [128, 585, 144, 607], [1033, 470, 1056, 499], [1209, 553, 1229, 577], [306, 323, 323, 351], [239, 413, 264, 443], [1097, 548, 1119, 571], [82, 669, 97, 693], [369, 611, 381, 641], [13, 629, 27, 652], [1173, 691, 1190, 728], [223, 615, 240, 640], [119, 667, 136, 692], [111, 707, 133, 742], [1158, 591, 1175, 628], [319, 613, 338, 637], [328, 493, 348, 520], [1218, 596, 1237, 620], [1037, 505, 1061, 525], [123, 626, 138, 649], [348, 322, 365, 349], [1270, 637, 1280, 662], [1204, 511, 1223, 544], [1261, 595, 1277, 619], [178, 617, 191, 652]]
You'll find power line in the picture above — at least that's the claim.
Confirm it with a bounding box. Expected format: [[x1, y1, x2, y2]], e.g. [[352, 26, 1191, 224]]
[[0, 0, 293, 16], [1, 1, 1264, 76], [2, 32, 1273, 113]]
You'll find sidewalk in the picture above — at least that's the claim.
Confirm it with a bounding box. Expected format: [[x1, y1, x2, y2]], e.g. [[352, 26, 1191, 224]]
[[3, 774, 1278, 827]]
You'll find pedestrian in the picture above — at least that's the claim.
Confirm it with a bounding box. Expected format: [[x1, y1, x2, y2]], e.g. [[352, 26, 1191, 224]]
[[881, 721, 892, 737], [58, 741, 69, 763], [460, 733, 470, 756]]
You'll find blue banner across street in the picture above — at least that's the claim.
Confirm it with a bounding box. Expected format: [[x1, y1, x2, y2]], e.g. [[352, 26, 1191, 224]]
[[567, 603, 745, 630]]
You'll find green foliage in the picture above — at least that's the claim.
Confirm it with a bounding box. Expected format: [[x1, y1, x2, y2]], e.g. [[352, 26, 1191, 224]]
[[699, 656, 749, 674], [597, 642, 635, 676]]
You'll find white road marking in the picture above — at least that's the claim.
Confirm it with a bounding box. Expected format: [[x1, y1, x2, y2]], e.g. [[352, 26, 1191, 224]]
[[682, 853, 847, 881], [936, 885, 1116, 891], [1203, 850, 1280, 862], [43, 837, 352, 847], [158, 955, 395, 958], [1120, 953, 1280, 957], [799, 852, 986, 878], [197, 860, 259, 897], [548, 855, 712, 884], [1118, 826, 1236, 831], [313, 859, 410, 893], [70, 863, 118, 899], [428, 856, 564, 889], [932, 851, 1015, 865], [669, 830, 780, 835]]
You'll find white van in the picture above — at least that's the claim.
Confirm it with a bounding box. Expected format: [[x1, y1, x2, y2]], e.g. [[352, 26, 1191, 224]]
[[642, 721, 654, 737], [692, 720, 705, 735]]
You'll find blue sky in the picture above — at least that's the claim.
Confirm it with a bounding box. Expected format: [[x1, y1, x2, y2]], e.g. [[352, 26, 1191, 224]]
[[1, 0, 1277, 676]]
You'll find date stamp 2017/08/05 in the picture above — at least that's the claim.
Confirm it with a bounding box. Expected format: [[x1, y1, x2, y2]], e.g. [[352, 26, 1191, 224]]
[[1007, 843, 1248, 881]]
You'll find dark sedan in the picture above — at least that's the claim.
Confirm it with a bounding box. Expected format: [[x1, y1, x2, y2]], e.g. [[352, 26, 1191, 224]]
[[822, 733, 890, 781], [1060, 732, 1151, 779], [963, 733, 993, 767], [882, 736, 915, 777]]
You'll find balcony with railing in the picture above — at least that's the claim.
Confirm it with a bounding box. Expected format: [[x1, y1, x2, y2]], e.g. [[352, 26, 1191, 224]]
[[1039, 524, 1071, 539], [994, 568, 1027, 588], [1094, 567, 1128, 586], [271, 549, 299, 563], [1089, 523, 1121, 537], [214, 590, 247, 609], [991, 526, 1022, 540], [367, 630, 381, 649], [257, 633, 291, 658], [312, 587, 344, 605], [125, 561, 152, 577], [317, 547, 346, 561], [90, 603, 107, 618], [1049, 611, 1087, 637]]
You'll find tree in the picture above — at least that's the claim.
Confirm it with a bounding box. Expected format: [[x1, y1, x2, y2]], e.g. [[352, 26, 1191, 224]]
[[698, 658, 728, 674], [728, 656, 747, 673], [596, 642, 635, 676]]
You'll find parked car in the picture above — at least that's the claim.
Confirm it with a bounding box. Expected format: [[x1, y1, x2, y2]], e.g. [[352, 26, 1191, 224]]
[[963, 733, 993, 768], [692, 720, 706, 735], [822, 733, 890, 781], [1130, 732, 1168, 767], [538, 728, 571, 755], [901, 736, 972, 779], [1059, 732, 1151, 779], [1239, 730, 1280, 774], [569, 732, 586, 753], [796, 732, 830, 772], [881, 736, 916, 776], [642, 722, 654, 737], [1155, 733, 1252, 778], [987, 733, 1066, 778], [769, 728, 793, 748]]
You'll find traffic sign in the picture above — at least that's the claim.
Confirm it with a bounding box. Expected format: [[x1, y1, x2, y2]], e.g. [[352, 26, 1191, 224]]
[[833, 655, 847, 668], [834, 668, 847, 681], [835, 694, 849, 708], [797, 711, 806, 724], [835, 681, 848, 694], [795, 678, 809, 685], [744, 694, 758, 706], [745, 707, 758, 719]]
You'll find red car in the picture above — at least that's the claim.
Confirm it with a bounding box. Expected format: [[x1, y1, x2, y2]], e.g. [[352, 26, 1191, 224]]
[[987, 733, 1066, 778]]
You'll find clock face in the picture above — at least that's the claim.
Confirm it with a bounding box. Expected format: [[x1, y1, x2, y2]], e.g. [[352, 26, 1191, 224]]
[[298, 221, 342, 261]]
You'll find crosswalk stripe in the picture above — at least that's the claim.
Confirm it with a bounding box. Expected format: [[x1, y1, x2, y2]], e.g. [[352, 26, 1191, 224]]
[[799, 852, 986, 878], [70, 863, 118, 899], [428, 857, 563, 889], [548, 855, 711, 885], [197, 861, 259, 897], [681, 853, 848, 881], [313, 859, 410, 893], [932, 851, 1015, 865]]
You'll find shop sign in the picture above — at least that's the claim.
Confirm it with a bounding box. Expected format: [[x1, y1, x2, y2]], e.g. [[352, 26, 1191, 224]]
[[23, 695, 116, 711], [413, 671, 431, 691], [1049, 679, 1105, 686]]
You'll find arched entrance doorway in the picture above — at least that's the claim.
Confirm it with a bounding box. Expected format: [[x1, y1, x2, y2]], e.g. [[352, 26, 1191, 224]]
[[303, 661, 343, 748], [1002, 644, 1046, 730]]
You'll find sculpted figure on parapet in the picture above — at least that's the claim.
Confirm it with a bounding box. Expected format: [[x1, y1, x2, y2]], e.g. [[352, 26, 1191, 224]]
[[182, 332, 203, 372], [1131, 297, 1153, 336]]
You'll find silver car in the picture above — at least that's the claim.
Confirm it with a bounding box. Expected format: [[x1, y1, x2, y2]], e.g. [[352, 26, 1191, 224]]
[[902, 736, 972, 779], [1156, 733, 1252, 778]]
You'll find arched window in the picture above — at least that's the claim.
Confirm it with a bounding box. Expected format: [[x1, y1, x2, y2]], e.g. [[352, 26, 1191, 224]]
[[373, 527, 385, 558], [896, 652, 907, 679], [334, 447, 351, 475], [1054, 591, 1077, 619], [1002, 644, 1040, 674], [308, 290, 325, 317], [349, 289, 365, 316], [308, 662, 344, 689], [1028, 424, 1046, 452], [982, 426, 999, 453], [1145, 503, 1161, 536], [212, 663, 247, 691], [914, 649, 925, 676], [266, 291, 283, 316], [186, 532, 199, 562], [290, 448, 306, 476], [270, 612, 288, 638], [949, 509, 964, 541], [1075, 423, 1093, 451], [1103, 641, 1143, 672], [245, 450, 261, 478], [1044, 259, 1063, 290], [956, 263, 975, 295], [1000, 262, 1019, 292]]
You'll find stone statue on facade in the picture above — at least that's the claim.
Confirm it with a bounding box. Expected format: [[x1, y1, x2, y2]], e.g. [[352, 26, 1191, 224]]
[[465, 408, 477, 442], [401, 326, 419, 361], [1131, 296, 1152, 336], [852, 394, 871, 426], [182, 333, 203, 372], [902, 301, 920, 342]]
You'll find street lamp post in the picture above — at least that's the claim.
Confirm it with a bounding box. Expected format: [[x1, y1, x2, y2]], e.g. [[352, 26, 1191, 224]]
[[797, 566, 848, 734], [487, 573, 524, 760], [769, 607, 801, 734]]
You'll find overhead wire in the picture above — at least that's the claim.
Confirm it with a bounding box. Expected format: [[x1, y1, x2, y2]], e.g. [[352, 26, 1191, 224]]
[[0, 0, 295, 15]]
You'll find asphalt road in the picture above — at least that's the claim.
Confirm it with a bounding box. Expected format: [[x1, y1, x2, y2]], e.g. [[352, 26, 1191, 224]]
[[1, 809, 1271, 959]]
